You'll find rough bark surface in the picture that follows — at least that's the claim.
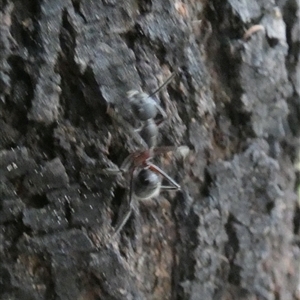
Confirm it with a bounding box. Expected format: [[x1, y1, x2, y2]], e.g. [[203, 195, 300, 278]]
[[0, 0, 299, 300]]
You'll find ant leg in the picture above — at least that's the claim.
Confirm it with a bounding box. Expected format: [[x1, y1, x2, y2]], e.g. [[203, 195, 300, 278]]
[[147, 162, 180, 190], [111, 168, 135, 238], [111, 204, 133, 238], [119, 153, 135, 172], [153, 146, 181, 155], [100, 168, 122, 175], [100, 152, 136, 176], [160, 185, 180, 191], [153, 145, 190, 159], [100, 164, 128, 176], [102, 146, 153, 176]]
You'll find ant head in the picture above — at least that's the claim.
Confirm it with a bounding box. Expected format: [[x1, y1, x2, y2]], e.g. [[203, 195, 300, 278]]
[[133, 168, 161, 199], [127, 90, 158, 121]]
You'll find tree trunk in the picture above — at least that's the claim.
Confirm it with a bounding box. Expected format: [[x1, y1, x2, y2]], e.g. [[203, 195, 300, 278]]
[[1, 0, 299, 299]]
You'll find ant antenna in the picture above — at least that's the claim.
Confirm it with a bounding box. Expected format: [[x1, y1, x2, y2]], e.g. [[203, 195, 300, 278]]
[[148, 72, 176, 99]]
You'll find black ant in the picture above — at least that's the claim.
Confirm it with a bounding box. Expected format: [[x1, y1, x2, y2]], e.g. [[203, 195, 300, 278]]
[[105, 72, 186, 237]]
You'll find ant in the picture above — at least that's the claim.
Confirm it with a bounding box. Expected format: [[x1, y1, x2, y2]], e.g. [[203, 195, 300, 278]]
[[105, 72, 185, 237]]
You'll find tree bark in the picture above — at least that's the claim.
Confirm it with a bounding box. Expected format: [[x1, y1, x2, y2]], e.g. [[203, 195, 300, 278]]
[[0, 0, 299, 299]]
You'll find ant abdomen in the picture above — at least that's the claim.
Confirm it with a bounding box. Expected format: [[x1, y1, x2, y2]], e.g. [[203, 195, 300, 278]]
[[133, 168, 161, 199]]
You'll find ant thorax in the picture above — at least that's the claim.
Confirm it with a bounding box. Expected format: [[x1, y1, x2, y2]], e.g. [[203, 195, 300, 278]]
[[140, 119, 159, 149]]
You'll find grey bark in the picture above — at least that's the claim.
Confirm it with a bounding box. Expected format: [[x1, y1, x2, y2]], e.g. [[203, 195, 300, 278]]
[[0, 0, 299, 300]]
